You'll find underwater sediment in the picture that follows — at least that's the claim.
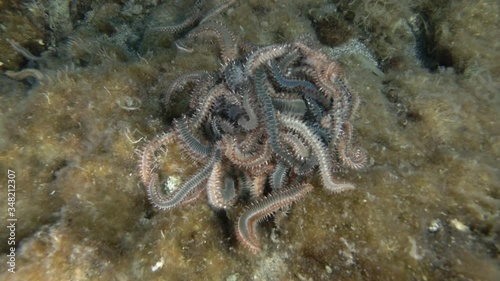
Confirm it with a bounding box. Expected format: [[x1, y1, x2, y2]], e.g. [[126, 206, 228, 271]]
[[0, 0, 498, 280]]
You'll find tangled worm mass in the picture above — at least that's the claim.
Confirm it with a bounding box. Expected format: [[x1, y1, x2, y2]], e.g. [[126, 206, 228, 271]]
[[138, 21, 369, 253]]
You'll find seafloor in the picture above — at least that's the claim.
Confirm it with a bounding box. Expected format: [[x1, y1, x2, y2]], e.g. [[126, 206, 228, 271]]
[[0, 0, 498, 280]]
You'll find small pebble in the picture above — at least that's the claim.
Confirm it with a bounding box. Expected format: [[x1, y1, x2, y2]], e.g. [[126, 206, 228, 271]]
[[451, 219, 469, 232], [428, 219, 441, 233], [325, 265, 333, 274]]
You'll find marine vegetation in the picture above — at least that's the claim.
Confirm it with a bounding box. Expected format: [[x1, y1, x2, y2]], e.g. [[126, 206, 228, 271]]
[[137, 22, 369, 253]]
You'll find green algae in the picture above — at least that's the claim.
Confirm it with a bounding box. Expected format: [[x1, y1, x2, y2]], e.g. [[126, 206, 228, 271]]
[[0, 0, 499, 280]]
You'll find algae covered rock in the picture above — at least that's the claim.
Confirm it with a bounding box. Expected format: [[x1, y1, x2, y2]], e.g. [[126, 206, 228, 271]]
[[0, 0, 498, 280]]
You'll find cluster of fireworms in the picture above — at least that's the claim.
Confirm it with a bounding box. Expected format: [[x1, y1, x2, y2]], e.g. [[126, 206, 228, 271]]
[[137, 19, 369, 253]]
